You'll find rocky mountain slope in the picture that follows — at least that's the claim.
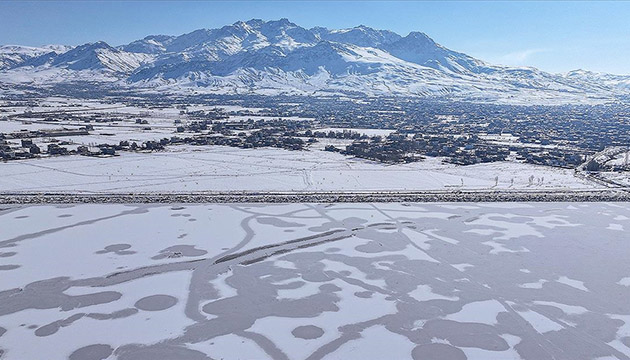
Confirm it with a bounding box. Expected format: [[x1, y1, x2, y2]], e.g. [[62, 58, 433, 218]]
[[1, 18, 628, 104]]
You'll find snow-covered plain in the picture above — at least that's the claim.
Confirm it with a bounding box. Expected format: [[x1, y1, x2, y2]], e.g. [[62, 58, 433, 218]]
[[0, 96, 602, 193], [1, 203, 630, 359], [0, 145, 598, 193]]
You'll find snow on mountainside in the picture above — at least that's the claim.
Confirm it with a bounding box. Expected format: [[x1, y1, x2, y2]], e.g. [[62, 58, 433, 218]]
[[312, 25, 402, 48], [21, 41, 153, 73], [383, 32, 492, 74], [564, 69, 630, 91], [0, 42, 153, 86], [1, 18, 629, 104], [118, 35, 175, 54], [0, 45, 70, 70]]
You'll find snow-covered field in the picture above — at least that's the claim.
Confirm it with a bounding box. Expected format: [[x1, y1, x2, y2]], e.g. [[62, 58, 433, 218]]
[[1, 203, 630, 359], [0, 96, 604, 194], [0, 145, 598, 193], [600, 173, 630, 187]]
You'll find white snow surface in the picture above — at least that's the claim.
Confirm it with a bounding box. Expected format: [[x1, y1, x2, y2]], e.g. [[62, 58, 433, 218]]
[[0, 145, 598, 193]]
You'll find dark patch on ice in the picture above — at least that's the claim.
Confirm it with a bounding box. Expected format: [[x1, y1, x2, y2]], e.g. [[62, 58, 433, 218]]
[[510, 303, 528, 312], [0, 252, 16, 258], [188, 218, 197, 222], [0, 326, 5, 337], [0, 277, 122, 316], [292, 325, 324, 339], [621, 336, 630, 348], [0, 205, 150, 248], [98, 244, 130, 252], [116, 344, 211, 360], [0, 265, 19, 271], [548, 220, 566, 225], [354, 291, 373, 298], [319, 284, 341, 293], [69, 344, 113, 360], [27, 325, 37, 329], [487, 215, 533, 223], [14, 215, 29, 219], [95, 244, 136, 255], [152, 245, 207, 260], [354, 230, 408, 253], [87, 308, 139, 320], [213, 229, 348, 266], [412, 343, 467, 360], [135, 295, 178, 311], [58, 214, 73, 218], [35, 313, 85, 337], [325, 247, 341, 253], [309, 217, 367, 232], [423, 320, 509, 350], [257, 217, 304, 228], [196, 277, 341, 348], [275, 280, 306, 290], [301, 270, 332, 283], [54, 204, 74, 209], [171, 206, 185, 211]]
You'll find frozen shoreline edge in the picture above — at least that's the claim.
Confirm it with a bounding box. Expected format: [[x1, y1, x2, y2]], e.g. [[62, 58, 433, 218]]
[[1, 190, 630, 204]]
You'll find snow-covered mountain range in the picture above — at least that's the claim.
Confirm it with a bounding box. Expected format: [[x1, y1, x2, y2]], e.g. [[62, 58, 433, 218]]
[[2, 18, 629, 104]]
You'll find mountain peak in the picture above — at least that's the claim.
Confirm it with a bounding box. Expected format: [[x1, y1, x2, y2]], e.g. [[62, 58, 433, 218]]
[[245, 18, 265, 27], [355, 24, 371, 30], [403, 32, 435, 44], [84, 41, 112, 49], [276, 18, 293, 25], [567, 69, 594, 75], [315, 24, 401, 48], [3, 17, 626, 104], [243, 18, 297, 29]]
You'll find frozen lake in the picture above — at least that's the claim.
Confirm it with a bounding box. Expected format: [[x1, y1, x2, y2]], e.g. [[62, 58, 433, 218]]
[[1, 203, 629, 359]]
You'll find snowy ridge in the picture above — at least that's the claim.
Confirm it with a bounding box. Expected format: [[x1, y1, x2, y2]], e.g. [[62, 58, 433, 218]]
[[1, 18, 630, 104], [0, 44, 70, 70]]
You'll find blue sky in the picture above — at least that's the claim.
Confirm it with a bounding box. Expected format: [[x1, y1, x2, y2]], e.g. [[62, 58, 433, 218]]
[[1, 1, 630, 74]]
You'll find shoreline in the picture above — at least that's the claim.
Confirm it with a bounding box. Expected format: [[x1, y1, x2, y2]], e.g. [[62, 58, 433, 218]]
[[2, 189, 630, 204]]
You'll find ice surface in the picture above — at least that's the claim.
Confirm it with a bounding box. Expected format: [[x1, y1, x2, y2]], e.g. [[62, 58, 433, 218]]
[[1, 202, 630, 359], [444, 300, 507, 325], [513, 309, 564, 334], [557, 276, 589, 292], [532, 301, 589, 315]]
